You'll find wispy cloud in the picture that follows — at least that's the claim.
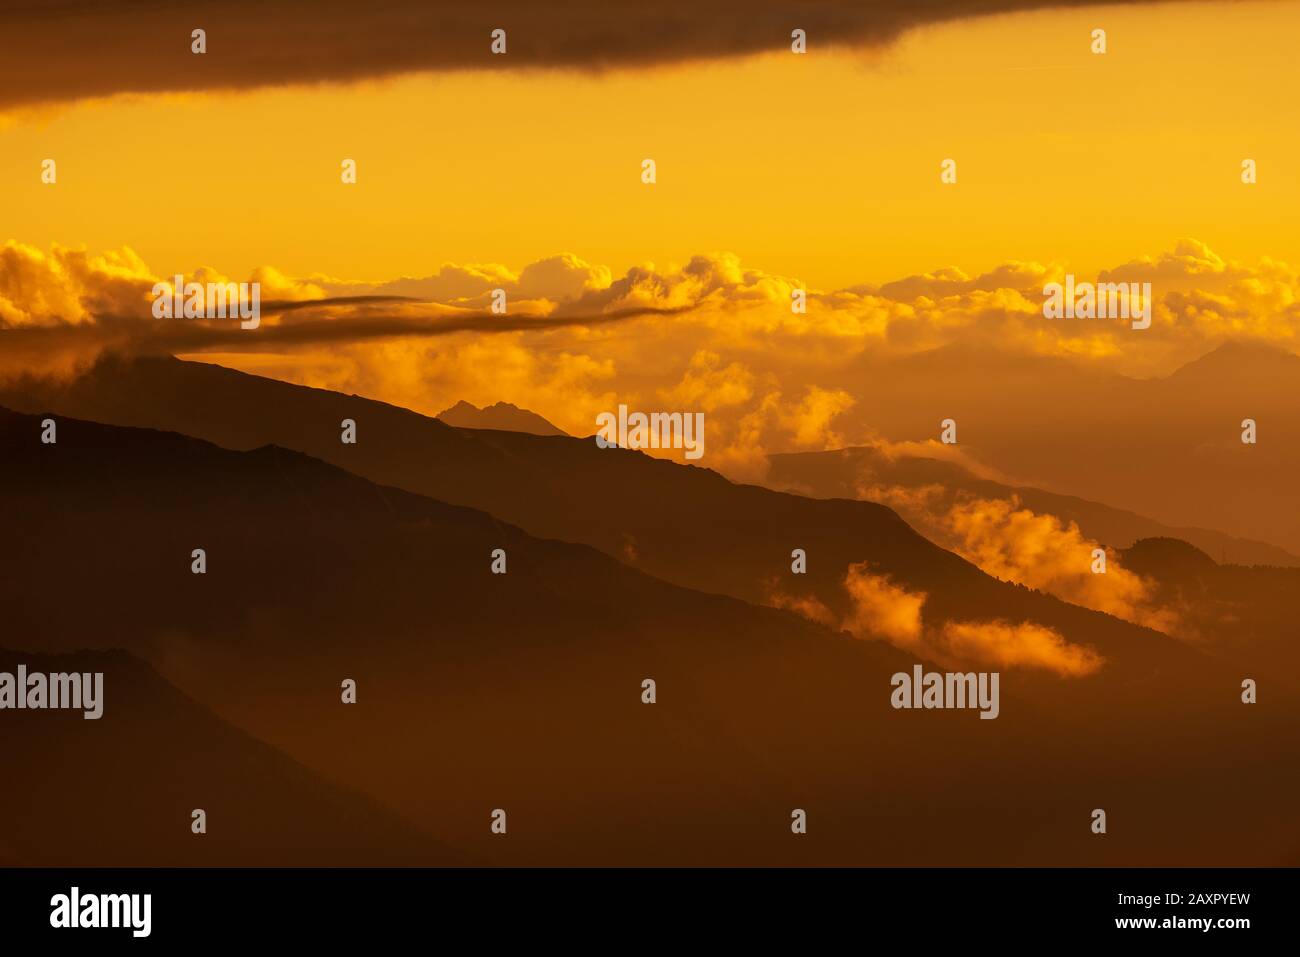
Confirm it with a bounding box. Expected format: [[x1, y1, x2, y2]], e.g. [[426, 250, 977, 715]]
[[769, 561, 1106, 676]]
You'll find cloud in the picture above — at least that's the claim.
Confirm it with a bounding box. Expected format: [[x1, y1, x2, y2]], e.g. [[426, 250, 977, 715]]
[[842, 564, 927, 647], [780, 386, 856, 448], [0, 241, 154, 327], [835, 475, 1182, 633], [0, 234, 1254, 650], [854, 480, 951, 514], [330, 254, 612, 308], [10, 238, 1297, 362], [206, 335, 623, 437], [0, 1, 1174, 110], [770, 562, 1106, 677], [4, 237, 1298, 484], [859, 436, 1007, 481], [765, 588, 838, 629], [0, 243, 691, 375], [553, 252, 797, 319], [867, 260, 1051, 301], [838, 562, 1103, 676], [937, 498, 1179, 633], [658, 350, 755, 412], [935, 619, 1104, 676], [1099, 238, 1237, 285]]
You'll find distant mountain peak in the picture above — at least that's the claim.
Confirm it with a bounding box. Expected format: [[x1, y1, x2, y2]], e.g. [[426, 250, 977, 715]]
[[1120, 537, 1218, 583], [435, 400, 567, 436], [1170, 339, 1300, 379], [1205, 339, 1295, 358], [441, 400, 479, 414]]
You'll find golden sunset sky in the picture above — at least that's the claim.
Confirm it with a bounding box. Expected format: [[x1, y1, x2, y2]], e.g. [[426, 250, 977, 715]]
[[2, 1, 1295, 288], [2, 0, 1299, 643], [2, 0, 1298, 493]]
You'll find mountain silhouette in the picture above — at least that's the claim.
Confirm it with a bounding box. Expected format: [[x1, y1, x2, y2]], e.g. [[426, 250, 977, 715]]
[[1121, 537, 1220, 582], [437, 399, 567, 435], [835, 340, 1300, 553], [1118, 537, 1300, 694], [767, 445, 1300, 567], [1, 400, 1295, 865], [1165, 339, 1300, 391], [0, 646, 458, 865], [0, 355, 1203, 669]]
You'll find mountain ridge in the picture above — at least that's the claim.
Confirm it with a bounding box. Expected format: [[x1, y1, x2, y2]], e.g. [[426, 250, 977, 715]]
[[3, 403, 1293, 864], [436, 399, 567, 436]]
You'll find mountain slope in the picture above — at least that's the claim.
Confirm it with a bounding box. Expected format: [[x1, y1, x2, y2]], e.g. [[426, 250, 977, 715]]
[[838, 341, 1300, 553], [2, 355, 1196, 668], [766, 445, 1300, 567], [1119, 537, 1300, 687], [1, 401, 1295, 865], [0, 647, 456, 865]]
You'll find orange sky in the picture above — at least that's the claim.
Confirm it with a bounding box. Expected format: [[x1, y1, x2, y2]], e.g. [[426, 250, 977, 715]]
[[2, 0, 1298, 490], [1, 1, 1296, 289]]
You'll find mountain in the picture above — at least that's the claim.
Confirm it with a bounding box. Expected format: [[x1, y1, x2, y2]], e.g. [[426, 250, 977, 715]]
[[0, 647, 455, 865], [1164, 339, 1300, 393], [766, 445, 1300, 568], [1121, 537, 1220, 583], [1118, 537, 1300, 688], [437, 399, 567, 436], [833, 341, 1300, 553], [0, 355, 1194, 659], [1, 394, 1296, 864]]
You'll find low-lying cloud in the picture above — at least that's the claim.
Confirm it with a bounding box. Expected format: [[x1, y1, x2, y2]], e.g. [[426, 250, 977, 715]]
[[834, 562, 1104, 676], [939, 497, 1179, 633]]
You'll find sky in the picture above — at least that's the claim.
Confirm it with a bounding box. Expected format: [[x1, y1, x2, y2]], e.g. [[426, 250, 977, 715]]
[[2, 0, 1298, 648], [1, 0, 1296, 289], [2, 0, 1298, 483]]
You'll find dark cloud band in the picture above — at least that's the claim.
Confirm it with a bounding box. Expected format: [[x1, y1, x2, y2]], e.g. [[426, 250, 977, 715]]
[[3, 0, 1163, 109]]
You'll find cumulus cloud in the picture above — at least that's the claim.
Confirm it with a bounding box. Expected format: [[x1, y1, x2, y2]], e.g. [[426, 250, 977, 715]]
[[556, 252, 798, 319], [868, 260, 1052, 301], [1100, 238, 1238, 286], [8, 237, 1297, 359], [658, 350, 755, 413], [0, 241, 154, 327], [332, 254, 612, 309], [780, 386, 857, 449], [4, 237, 1297, 486]]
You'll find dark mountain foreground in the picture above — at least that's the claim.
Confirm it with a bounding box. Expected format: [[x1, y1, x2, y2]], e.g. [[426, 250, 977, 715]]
[[1, 406, 1295, 865], [0, 355, 1230, 672], [0, 647, 455, 865]]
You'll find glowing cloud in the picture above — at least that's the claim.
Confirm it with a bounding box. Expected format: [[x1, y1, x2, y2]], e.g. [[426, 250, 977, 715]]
[[838, 562, 1104, 677]]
